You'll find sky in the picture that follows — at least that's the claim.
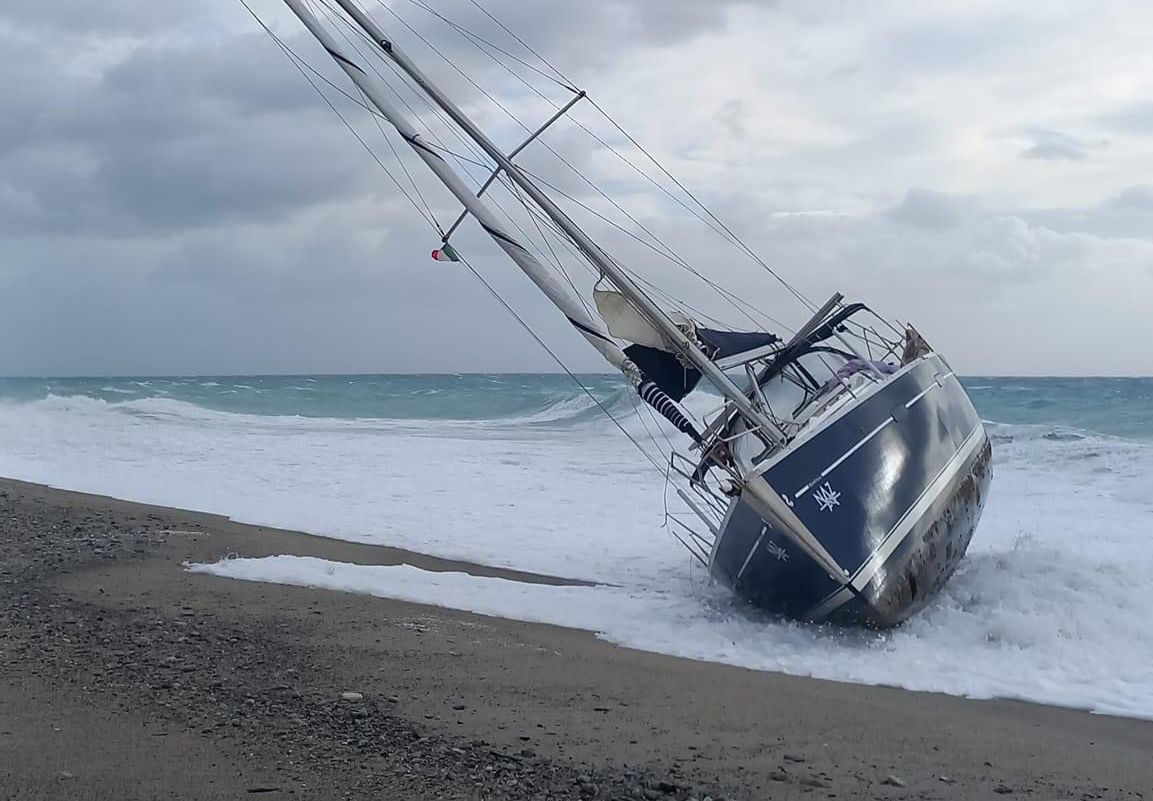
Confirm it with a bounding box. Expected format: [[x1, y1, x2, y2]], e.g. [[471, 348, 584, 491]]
[[3, 0, 1153, 377]]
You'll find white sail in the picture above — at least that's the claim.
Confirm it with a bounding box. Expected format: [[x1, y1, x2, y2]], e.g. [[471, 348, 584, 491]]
[[593, 288, 693, 352]]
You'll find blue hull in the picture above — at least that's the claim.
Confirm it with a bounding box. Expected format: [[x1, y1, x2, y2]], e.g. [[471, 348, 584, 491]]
[[709, 354, 992, 628]]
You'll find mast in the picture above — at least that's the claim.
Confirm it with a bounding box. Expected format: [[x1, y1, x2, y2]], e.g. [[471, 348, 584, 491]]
[[324, 0, 784, 443], [280, 0, 851, 583], [279, 0, 629, 376]]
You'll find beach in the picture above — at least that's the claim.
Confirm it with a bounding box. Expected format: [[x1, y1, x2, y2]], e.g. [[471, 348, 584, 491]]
[[2, 476, 1150, 800]]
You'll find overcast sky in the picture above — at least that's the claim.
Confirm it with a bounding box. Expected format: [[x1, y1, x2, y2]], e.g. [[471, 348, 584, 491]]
[[3, 0, 1153, 377]]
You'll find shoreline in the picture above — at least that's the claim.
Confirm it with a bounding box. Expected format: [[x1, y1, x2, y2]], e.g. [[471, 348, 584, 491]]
[[2, 476, 1151, 799]]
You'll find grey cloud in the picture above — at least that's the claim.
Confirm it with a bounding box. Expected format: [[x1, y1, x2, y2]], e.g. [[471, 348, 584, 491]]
[[1, 0, 215, 34], [1107, 185, 1153, 211], [0, 27, 393, 237], [1021, 141, 1088, 161], [715, 99, 748, 140], [887, 189, 981, 230], [1021, 142, 1086, 161], [4, 0, 1153, 378], [881, 14, 1035, 73], [368, 0, 764, 86], [1019, 129, 1091, 161], [1017, 186, 1153, 242], [1098, 101, 1153, 134]]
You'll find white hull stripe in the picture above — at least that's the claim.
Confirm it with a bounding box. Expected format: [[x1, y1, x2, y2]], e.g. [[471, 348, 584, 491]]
[[795, 415, 893, 498], [806, 423, 986, 621], [794, 372, 956, 499]]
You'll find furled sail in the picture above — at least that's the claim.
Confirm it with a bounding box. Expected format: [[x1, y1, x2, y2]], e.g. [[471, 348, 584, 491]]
[[593, 287, 693, 350], [594, 287, 780, 401], [625, 328, 780, 401]]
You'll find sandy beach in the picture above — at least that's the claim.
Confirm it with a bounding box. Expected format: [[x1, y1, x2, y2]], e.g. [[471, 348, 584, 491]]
[[1, 476, 1150, 800]]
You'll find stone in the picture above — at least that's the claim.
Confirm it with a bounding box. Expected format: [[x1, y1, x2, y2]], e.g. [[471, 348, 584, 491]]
[[340, 692, 364, 702], [881, 774, 907, 788]]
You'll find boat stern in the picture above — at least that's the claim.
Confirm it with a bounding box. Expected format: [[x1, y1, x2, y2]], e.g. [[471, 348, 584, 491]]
[[708, 354, 992, 628]]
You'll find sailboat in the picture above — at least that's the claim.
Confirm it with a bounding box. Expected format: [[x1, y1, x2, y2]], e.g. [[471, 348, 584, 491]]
[[270, 0, 992, 628]]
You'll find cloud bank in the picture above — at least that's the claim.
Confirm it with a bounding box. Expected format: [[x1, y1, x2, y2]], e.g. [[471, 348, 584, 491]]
[[2, 0, 1153, 376]]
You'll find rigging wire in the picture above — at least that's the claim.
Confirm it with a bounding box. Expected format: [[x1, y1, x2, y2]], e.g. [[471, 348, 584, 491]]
[[512, 166, 794, 333], [383, 1, 787, 333], [503, 178, 597, 320], [463, 0, 574, 87], [500, 175, 748, 332], [320, 2, 621, 347], [344, 0, 789, 340], [237, 0, 440, 232], [323, 0, 619, 307], [625, 382, 678, 465], [586, 96, 817, 311], [314, 0, 496, 188], [494, 169, 761, 333], [428, 0, 817, 316], [454, 253, 667, 474], [358, 85, 442, 234], [455, 0, 818, 312], [238, 0, 676, 473], [313, 0, 447, 231], [371, 1, 538, 140], [350, 0, 788, 339], [245, 0, 793, 343], [310, 0, 522, 213], [397, 0, 576, 92]]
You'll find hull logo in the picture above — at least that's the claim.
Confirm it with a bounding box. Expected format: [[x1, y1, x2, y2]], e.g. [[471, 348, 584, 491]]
[[764, 539, 789, 561], [813, 482, 841, 512]]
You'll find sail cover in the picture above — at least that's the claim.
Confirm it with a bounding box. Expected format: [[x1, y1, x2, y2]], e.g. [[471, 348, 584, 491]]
[[626, 327, 779, 401], [595, 287, 778, 399]]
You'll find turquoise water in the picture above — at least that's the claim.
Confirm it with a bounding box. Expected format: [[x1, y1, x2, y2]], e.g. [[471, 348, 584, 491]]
[[963, 378, 1153, 441], [1, 374, 1151, 439], [1, 371, 1152, 718], [0, 374, 623, 422]]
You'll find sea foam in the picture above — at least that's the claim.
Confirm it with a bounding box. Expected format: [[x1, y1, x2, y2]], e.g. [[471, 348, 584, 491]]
[[2, 377, 1152, 719]]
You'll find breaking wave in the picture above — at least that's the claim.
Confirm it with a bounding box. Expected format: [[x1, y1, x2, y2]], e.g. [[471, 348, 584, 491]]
[[2, 374, 1153, 718]]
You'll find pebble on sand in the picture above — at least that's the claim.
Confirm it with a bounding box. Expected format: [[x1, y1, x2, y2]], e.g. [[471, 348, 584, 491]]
[[340, 692, 364, 702]]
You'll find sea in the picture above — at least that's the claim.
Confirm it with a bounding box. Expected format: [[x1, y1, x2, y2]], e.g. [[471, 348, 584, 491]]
[[1, 374, 1151, 719]]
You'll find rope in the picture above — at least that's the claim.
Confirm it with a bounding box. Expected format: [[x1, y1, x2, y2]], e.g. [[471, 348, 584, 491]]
[[238, 0, 671, 476]]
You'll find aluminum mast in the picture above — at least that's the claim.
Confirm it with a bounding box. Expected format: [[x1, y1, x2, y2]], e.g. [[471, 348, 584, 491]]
[[325, 0, 784, 442], [279, 0, 629, 375], [281, 0, 851, 583]]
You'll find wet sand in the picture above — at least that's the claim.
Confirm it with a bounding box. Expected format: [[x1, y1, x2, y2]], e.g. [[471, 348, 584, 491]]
[[1, 476, 1150, 800]]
